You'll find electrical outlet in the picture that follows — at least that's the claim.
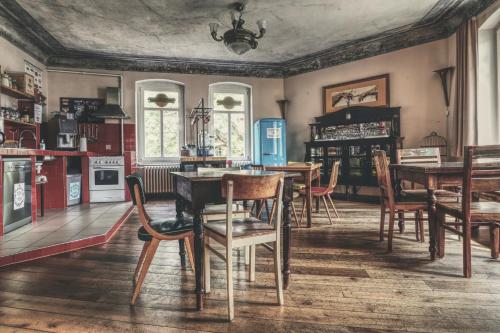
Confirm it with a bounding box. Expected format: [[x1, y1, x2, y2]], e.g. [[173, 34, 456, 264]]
[[105, 144, 111, 150]]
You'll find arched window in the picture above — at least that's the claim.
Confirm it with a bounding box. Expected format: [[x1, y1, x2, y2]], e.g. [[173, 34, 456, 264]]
[[136, 80, 184, 162], [209, 83, 252, 160]]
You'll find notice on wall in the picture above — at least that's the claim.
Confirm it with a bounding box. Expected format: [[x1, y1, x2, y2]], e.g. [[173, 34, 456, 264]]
[[34, 104, 42, 123], [266, 127, 281, 139], [13, 183, 25, 210]]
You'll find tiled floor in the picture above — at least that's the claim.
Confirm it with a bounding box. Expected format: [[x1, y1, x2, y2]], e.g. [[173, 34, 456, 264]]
[[0, 202, 133, 261]]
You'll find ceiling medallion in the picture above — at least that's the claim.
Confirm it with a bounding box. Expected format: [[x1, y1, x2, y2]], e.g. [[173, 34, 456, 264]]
[[209, 2, 266, 55]]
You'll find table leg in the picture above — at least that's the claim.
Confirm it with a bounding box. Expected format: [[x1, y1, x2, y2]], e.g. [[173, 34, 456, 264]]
[[305, 170, 313, 228], [315, 175, 320, 213], [427, 188, 438, 261], [282, 183, 292, 289], [40, 183, 44, 217], [175, 197, 186, 268], [193, 207, 205, 310]]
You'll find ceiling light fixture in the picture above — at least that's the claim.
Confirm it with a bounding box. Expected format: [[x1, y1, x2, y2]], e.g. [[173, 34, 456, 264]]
[[209, 2, 266, 55]]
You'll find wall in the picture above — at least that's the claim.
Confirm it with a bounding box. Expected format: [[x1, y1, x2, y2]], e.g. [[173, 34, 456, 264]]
[[284, 39, 451, 161], [47, 69, 285, 153], [0, 36, 47, 108]]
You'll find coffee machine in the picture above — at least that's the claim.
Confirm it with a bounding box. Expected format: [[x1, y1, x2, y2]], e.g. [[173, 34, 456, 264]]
[[47, 113, 78, 150]]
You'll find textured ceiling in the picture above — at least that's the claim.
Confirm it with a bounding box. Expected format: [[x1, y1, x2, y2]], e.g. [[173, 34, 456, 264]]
[[17, 0, 440, 63]]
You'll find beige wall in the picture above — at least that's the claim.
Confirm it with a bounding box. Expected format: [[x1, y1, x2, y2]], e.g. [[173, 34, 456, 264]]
[[284, 39, 452, 161], [0, 36, 47, 109], [47, 69, 285, 143]]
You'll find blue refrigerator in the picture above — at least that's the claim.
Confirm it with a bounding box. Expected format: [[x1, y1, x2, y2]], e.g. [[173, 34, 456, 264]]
[[254, 118, 286, 166]]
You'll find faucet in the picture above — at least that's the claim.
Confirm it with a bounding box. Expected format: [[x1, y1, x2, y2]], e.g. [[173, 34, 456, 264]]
[[19, 129, 37, 148]]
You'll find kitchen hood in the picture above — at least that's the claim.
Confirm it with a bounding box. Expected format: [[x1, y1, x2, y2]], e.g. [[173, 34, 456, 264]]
[[94, 87, 128, 119]]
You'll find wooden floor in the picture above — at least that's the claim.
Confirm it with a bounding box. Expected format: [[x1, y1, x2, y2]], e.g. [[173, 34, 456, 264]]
[[0, 200, 499, 332]]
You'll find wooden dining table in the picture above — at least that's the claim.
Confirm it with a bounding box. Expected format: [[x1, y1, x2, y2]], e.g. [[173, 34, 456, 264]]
[[265, 162, 322, 228], [390, 162, 464, 260], [171, 169, 298, 310]]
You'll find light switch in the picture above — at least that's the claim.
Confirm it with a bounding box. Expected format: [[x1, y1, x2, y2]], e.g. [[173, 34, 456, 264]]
[[106, 145, 111, 150]]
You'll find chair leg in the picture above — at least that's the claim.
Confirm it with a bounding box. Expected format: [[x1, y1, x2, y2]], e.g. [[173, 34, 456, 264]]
[[131, 238, 160, 305], [388, 211, 395, 252], [379, 203, 386, 241], [321, 196, 333, 225], [398, 212, 405, 233], [184, 235, 195, 273], [264, 199, 271, 220], [463, 220, 472, 278], [226, 245, 234, 321], [256, 200, 265, 219], [291, 201, 300, 227], [273, 241, 284, 305], [437, 210, 446, 258], [134, 241, 151, 283], [419, 210, 425, 243], [244, 245, 250, 265], [414, 212, 420, 242], [299, 196, 306, 226], [249, 244, 256, 282], [327, 194, 339, 218], [204, 236, 211, 293], [489, 224, 499, 259]]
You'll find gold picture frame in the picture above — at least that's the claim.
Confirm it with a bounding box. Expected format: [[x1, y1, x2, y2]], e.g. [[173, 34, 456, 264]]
[[323, 74, 390, 114]]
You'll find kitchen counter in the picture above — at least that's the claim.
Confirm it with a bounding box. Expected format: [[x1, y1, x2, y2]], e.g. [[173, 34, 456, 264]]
[[0, 148, 100, 157]]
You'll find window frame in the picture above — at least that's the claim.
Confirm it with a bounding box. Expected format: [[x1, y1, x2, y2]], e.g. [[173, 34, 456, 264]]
[[135, 79, 185, 163], [209, 82, 252, 161]]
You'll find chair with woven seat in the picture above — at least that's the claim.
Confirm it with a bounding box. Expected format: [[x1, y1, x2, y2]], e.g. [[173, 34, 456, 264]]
[[435, 145, 500, 277], [298, 161, 340, 225], [374, 151, 427, 250], [203, 173, 285, 321], [126, 173, 195, 305]]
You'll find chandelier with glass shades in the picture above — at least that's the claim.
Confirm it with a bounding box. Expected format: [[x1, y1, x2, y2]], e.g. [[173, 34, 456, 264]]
[[209, 2, 267, 55]]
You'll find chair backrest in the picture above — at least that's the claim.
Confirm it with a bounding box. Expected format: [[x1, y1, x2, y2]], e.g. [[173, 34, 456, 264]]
[[326, 161, 340, 192], [126, 173, 146, 206], [222, 173, 284, 245], [126, 173, 155, 233], [374, 150, 395, 208], [462, 145, 500, 220], [396, 147, 441, 165], [221, 173, 283, 200]]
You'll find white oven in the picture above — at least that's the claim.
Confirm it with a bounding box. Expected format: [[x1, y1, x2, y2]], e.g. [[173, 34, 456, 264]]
[[89, 156, 125, 202]]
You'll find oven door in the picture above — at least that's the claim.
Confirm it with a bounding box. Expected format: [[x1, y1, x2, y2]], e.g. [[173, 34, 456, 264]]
[[89, 166, 124, 191]]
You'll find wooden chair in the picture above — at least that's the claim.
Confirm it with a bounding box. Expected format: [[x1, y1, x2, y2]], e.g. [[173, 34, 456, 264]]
[[126, 173, 195, 305], [435, 145, 500, 277], [374, 151, 427, 250], [203, 173, 285, 321], [298, 161, 340, 225]]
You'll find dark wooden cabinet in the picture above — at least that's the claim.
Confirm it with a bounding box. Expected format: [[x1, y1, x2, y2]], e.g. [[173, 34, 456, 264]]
[[305, 106, 403, 195]]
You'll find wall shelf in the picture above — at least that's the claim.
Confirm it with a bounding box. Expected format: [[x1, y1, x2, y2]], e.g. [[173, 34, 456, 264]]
[[4, 118, 37, 128], [0, 85, 35, 100]]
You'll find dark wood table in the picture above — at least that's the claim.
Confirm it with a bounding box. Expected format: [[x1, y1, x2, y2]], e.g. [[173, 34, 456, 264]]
[[265, 163, 322, 228], [171, 169, 298, 310], [390, 162, 463, 260]]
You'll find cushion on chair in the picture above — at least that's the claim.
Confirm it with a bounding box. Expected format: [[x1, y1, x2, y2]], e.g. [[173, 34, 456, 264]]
[[436, 201, 500, 221], [203, 217, 275, 239], [138, 216, 193, 241]]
